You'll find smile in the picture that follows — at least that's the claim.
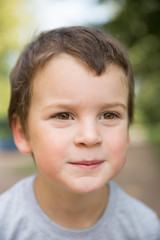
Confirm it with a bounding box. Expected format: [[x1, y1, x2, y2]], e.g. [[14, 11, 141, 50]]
[[69, 160, 104, 169]]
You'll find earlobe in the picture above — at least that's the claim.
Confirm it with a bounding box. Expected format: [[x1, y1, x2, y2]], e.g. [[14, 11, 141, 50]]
[[11, 115, 32, 154]]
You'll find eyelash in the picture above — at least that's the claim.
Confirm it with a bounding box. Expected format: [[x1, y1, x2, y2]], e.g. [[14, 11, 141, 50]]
[[51, 112, 119, 120]]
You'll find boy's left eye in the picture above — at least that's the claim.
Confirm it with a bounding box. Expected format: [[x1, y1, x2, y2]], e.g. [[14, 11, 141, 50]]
[[101, 112, 118, 120]]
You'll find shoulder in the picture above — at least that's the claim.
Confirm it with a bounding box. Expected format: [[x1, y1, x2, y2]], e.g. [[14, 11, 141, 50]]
[[0, 174, 36, 210], [0, 175, 35, 205], [109, 181, 158, 219], [0, 175, 36, 238], [108, 182, 160, 239]]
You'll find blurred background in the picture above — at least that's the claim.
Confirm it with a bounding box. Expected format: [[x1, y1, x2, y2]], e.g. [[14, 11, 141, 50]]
[[0, 0, 160, 215]]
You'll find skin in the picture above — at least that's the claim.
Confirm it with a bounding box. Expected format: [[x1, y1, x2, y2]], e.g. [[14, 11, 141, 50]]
[[12, 54, 130, 229]]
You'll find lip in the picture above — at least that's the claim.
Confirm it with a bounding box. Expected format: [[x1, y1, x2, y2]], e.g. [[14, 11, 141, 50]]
[[69, 160, 104, 169]]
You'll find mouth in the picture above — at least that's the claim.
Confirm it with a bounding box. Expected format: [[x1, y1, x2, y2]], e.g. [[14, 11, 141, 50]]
[[69, 160, 104, 169]]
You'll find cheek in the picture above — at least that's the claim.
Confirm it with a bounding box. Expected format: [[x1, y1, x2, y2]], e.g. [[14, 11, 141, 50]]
[[46, 130, 72, 157], [106, 129, 129, 172], [31, 127, 70, 154], [32, 130, 71, 171]]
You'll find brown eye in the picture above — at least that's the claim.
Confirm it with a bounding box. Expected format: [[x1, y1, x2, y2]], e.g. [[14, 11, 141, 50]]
[[56, 113, 71, 120], [57, 113, 70, 120], [103, 112, 116, 119]]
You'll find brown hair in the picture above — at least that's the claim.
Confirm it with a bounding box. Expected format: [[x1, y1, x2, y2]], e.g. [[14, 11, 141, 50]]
[[8, 26, 134, 130]]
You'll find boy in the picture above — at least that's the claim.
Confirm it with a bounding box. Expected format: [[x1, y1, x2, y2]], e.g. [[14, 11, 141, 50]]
[[0, 26, 159, 239]]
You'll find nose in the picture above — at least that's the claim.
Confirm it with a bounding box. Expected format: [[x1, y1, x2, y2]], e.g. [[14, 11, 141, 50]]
[[74, 120, 102, 147]]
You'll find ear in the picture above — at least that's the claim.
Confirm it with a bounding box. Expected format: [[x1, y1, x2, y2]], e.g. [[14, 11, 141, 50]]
[[11, 115, 32, 154]]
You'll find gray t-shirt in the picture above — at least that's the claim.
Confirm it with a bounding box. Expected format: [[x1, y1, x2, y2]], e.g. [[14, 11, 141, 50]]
[[0, 175, 159, 240]]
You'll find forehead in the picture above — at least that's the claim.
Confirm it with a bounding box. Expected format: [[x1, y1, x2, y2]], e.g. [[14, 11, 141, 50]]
[[31, 54, 128, 105]]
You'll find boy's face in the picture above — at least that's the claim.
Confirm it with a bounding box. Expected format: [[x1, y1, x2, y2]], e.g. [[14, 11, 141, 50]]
[[14, 54, 129, 194]]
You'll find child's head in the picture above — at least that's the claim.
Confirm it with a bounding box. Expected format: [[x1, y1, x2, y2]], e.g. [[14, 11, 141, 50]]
[[8, 26, 134, 131], [8, 26, 134, 194]]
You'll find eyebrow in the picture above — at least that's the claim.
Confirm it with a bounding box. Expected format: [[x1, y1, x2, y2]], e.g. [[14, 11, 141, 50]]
[[44, 101, 127, 111], [102, 103, 127, 110]]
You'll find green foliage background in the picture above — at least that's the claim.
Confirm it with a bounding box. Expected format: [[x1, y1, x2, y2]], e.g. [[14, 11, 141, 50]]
[[0, 0, 35, 140], [0, 0, 35, 115]]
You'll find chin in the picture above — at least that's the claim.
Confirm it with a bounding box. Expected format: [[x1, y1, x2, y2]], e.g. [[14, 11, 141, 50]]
[[68, 177, 106, 195]]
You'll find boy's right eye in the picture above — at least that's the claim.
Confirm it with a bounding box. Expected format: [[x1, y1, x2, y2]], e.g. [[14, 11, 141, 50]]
[[52, 112, 73, 120]]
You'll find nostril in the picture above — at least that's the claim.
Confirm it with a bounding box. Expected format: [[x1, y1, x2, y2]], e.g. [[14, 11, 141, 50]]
[[74, 134, 102, 147]]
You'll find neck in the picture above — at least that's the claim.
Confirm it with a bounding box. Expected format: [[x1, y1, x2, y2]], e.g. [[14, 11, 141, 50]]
[[34, 174, 109, 230]]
